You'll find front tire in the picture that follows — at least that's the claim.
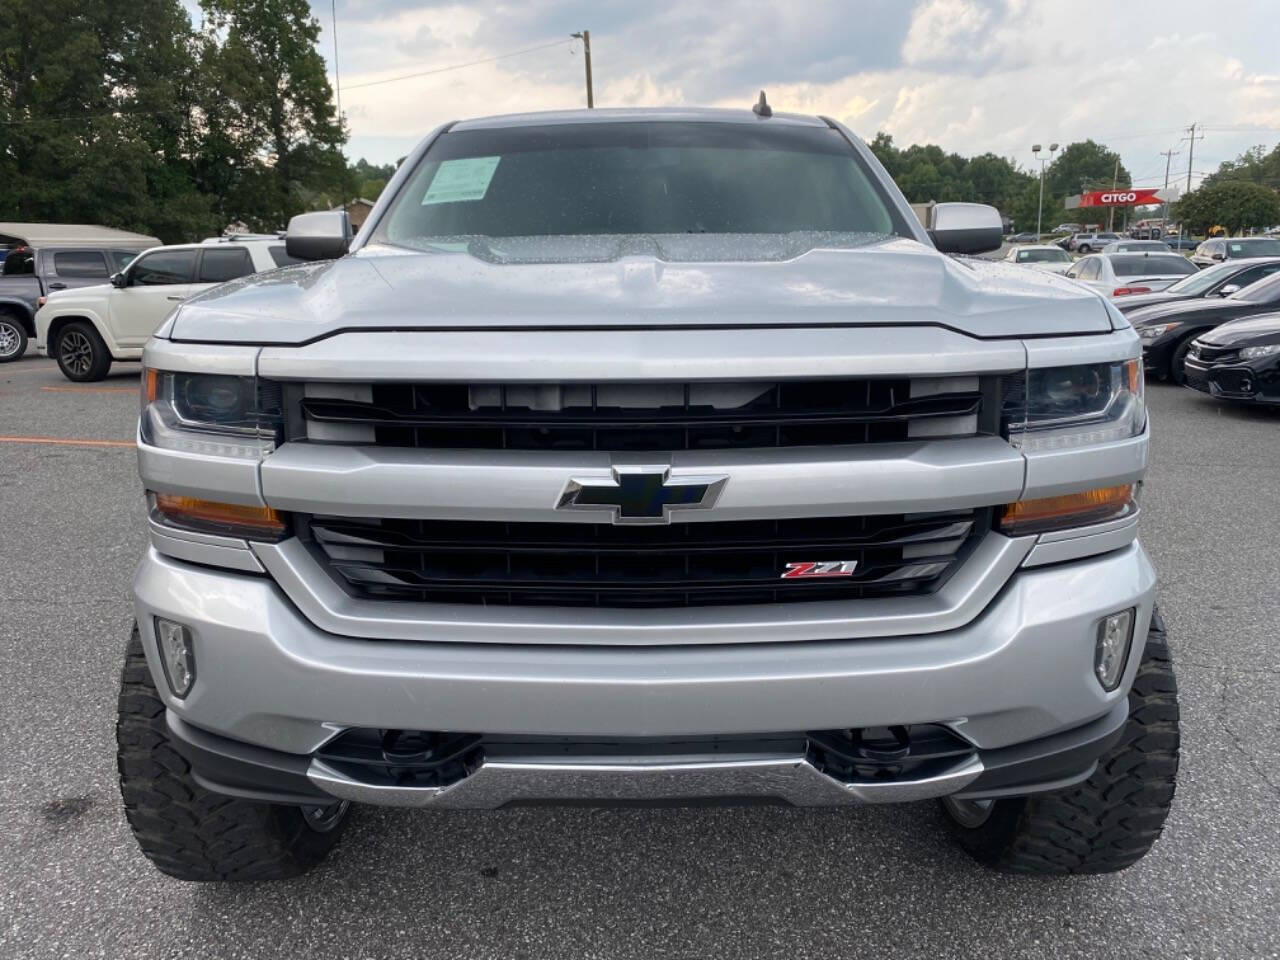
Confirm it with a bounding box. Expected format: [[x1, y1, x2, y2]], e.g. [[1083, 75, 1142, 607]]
[[55, 321, 111, 381], [116, 624, 351, 881], [1076, 244, 1091, 254], [0, 312, 27, 362], [1169, 335, 1195, 385], [941, 606, 1179, 874]]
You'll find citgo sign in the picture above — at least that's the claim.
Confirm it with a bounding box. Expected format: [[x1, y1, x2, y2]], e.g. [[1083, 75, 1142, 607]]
[[1079, 188, 1162, 207]]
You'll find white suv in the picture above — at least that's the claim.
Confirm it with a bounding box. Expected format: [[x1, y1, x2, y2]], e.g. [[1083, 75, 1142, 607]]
[[35, 238, 295, 381]]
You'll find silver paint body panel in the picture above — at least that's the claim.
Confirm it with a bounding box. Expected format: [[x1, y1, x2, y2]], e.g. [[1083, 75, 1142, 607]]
[[131, 108, 1156, 804]]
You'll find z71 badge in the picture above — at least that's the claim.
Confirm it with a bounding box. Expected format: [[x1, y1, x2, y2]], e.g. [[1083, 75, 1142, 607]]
[[780, 561, 858, 579]]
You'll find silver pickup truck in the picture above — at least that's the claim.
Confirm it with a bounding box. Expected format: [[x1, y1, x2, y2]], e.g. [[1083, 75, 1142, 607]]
[[119, 107, 1178, 882]]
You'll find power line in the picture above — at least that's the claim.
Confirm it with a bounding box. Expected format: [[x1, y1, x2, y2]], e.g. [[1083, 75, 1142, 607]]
[[340, 39, 569, 91]]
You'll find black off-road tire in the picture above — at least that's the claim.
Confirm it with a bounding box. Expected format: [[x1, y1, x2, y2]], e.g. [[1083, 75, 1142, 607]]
[[55, 320, 111, 381], [0, 311, 27, 362], [116, 625, 351, 881], [941, 606, 1179, 874]]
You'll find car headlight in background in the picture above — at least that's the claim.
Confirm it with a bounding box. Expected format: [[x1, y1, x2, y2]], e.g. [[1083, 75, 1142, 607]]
[[1241, 343, 1280, 360], [1003, 359, 1145, 452], [141, 369, 282, 459], [1138, 322, 1180, 340]]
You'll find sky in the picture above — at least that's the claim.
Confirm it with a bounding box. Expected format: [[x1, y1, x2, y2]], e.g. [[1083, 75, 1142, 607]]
[[295, 0, 1280, 189]]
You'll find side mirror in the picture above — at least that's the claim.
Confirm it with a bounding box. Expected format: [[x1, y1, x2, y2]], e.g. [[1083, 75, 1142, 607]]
[[110, 271, 127, 288], [1218, 284, 1240, 296], [928, 202, 1004, 255], [285, 211, 352, 261], [1211, 252, 1225, 261]]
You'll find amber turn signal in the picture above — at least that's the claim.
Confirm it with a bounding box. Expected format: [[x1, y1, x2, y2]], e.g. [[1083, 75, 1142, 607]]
[[152, 493, 286, 539], [998, 484, 1135, 536], [142, 367, 159, 407]]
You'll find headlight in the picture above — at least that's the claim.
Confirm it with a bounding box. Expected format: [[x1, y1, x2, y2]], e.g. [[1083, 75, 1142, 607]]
[[141, 369, 282, 459], [1003, 359, 1145, 452], [1241, 343, 1280, 360], [1137, 322, 1179, 340]]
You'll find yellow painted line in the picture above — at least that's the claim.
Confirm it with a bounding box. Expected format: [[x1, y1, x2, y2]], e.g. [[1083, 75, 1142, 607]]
[[40, 385, 136, 394], [0, 435, 134, 449]]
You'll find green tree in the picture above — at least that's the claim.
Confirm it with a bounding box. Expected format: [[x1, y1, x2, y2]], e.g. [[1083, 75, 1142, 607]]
[[0, 0, 216, 241], [1202, 143, 1280, 190], [197, 0, 347, 232], [1175, 181, 1280, 235]]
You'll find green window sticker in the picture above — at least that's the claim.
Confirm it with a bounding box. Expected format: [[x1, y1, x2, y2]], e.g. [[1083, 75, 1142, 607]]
[[422, 156, 502, 205]]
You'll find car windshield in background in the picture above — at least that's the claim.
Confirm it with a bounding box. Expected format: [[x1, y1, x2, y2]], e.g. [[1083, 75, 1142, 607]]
[[373, 122, 910, 261], [1017, 249, 1069, 263], [1228, 238, 1280, 257], [1230, 271, 1280, 302], [1165, 260, 1237, 294], [1110, 254, 1197, 277]]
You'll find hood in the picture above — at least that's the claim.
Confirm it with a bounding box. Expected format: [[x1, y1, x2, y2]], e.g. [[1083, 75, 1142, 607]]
[[1028, 262, 1071, 275], [168, 237, 1113, 344], [1127, 295, 1265, 327], [1199, 311, 1280, 346]]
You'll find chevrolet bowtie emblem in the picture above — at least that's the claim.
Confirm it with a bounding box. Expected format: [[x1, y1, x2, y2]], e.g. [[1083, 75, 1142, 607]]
[[556, 465, 729, 524]]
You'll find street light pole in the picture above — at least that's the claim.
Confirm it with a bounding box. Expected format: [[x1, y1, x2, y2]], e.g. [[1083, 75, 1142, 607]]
[[1160, 147, 1180, 234], [1032, 142, 1059, 238]]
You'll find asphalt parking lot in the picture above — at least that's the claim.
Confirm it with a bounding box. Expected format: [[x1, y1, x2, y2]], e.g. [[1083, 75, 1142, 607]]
[[1, 352, 1278, 960]]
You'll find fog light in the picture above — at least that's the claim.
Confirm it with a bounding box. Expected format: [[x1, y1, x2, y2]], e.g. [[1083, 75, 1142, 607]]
[[155, 618, 196, 698], [1095, 609, 1135, 691]]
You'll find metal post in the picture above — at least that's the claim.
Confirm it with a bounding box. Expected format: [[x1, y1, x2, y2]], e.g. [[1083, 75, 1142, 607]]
[[1036, 160, 1045, 238], [571, 31, 594, 108]]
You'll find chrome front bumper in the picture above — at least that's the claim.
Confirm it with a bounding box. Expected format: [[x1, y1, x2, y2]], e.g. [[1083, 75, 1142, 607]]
[[134, 540, 1155, 766]]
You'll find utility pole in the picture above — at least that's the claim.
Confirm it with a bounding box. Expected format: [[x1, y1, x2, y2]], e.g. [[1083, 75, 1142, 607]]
[[570, 31, 593, 108], [1160, 147, 1179, 233], [1182, 122, 1204, 194], [1107, 156, 1121, 231]]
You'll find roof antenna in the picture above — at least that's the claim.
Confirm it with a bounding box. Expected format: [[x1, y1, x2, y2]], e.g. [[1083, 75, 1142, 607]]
[[752, 90, 772, 118]]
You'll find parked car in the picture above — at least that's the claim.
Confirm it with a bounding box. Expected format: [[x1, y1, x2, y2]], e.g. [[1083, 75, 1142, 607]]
[[1162, 235, 1200, 251], [1051, 222, 1082, 234], [119, 106, 1175, 883], [1001, 243, 1072, 274], [1007, 231, 1040, 244], [1190, 235, 1280, 268], [1068, 231, 1121, 254], [1129, 270, 1280, 381], [1064, 251, 1198, 298], [1183, 312, 1280, 404], [1101, 239, 1172, 254], [35, 237, 291, 381], [1114, 257, 1280, 314], [0, 224, 158, 362]]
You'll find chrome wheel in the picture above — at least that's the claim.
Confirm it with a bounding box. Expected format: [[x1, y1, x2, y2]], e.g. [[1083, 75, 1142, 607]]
[[0, 320, 20, 358], [60, 330, 94, 376], [300, 800, 350, 833], [942, 796, 995, 829]]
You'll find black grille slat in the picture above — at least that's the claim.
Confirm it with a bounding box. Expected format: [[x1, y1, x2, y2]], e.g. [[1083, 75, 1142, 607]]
[[300, 378, 985, 452], [307, 509, 988, 609]]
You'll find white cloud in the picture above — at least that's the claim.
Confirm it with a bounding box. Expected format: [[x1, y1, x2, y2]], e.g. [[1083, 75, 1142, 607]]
[[319, 0, 1280, 189]]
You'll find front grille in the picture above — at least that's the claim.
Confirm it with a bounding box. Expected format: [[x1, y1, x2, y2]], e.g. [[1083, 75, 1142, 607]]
[[1183, 362, 1211, 394], [297, 377, 988, 451], [1192, 343, 1240, 363], [305, 509, 988, 608]]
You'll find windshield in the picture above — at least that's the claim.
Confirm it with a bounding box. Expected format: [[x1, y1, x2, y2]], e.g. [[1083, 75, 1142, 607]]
[[1110, 254, 1197, 277], [1016, 248, 1069, 263], [1228, 238, 1280, 257], [373, 121, 911, 260], [1165, 260, 1238, 294]]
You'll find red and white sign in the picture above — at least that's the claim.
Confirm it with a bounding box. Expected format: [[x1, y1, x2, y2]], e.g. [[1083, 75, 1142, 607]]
[[1076, 188, 1163, 207]]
